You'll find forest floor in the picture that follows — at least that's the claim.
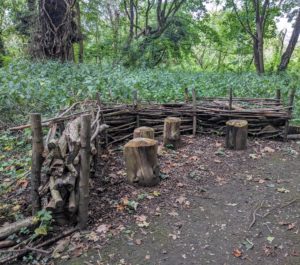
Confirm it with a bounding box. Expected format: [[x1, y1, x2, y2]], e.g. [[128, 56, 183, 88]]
[[1, 135, 300, 265], [60, 135, 300, 265]]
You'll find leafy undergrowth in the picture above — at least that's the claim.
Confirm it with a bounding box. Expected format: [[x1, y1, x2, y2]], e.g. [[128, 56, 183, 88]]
[[0, 60, 299, 127], [0, 131, 31, 210]]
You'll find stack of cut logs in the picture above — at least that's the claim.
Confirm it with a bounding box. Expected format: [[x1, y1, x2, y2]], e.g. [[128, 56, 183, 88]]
[[39, 103, 109, 224]]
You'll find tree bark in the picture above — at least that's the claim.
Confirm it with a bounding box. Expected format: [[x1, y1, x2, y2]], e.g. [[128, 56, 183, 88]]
[[278, 9, 300, 72], [225, 120, 248, 150], [124, 138, 159, 186]]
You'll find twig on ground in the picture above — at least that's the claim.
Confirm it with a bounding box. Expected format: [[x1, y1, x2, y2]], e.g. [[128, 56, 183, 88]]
[[249, 200, 264, 230], [0, 228, 78, 264]]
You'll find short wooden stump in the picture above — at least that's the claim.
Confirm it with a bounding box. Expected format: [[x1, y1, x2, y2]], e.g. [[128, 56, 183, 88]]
[[163, 117, 181, 149], [133, 126, 154, 139], [225, 119, 248, 150], [124, 138, 159, 186]]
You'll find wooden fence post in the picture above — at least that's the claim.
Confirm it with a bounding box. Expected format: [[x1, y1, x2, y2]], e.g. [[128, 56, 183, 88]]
[[192, 88, 197, 136], [229, 87, 233, 110], [284, 88, 296, 141], [30, 113, 44, 215], [132, 90, 140, 127], [276, 89, 281, 105], [184, 88, 189, 103], [78, 114, 91, 229]]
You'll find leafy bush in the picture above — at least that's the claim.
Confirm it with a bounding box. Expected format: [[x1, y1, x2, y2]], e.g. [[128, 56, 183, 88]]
[[0, 60, 298, 125]]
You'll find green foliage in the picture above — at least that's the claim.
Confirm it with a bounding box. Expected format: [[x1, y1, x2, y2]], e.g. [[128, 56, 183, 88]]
[[34, 209, 53, 237], [0, 60, 299, 125]]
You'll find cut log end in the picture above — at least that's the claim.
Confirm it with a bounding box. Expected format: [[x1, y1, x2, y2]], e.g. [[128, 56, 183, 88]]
[[124, 138, 159, 187], [125, 137, 157, 148], [133, 126, 155, 139], [226, 120, 248, 128], [225, 119, 248, 150]]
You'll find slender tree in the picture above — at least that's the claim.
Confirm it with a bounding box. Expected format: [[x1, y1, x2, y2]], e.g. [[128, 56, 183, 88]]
[[230, 0, 270, 74], [278, 8, 300, 71]]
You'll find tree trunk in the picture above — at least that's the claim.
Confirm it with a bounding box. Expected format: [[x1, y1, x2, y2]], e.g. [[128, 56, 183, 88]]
[[124, 138, 160, 187], [163, 117, 181, 149], [33, 0, 79, 61], [75, 0, 84, 63], [133, 127, 154, 139], [225, 120, 248, 150], [278, 9, 300, 72]]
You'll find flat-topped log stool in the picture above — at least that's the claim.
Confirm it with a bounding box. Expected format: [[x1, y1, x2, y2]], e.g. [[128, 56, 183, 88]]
[[124, 138, 159, 186], [225, 119, 248, 150], [163, 117, 181, 149], [133, 126, 154, 139]]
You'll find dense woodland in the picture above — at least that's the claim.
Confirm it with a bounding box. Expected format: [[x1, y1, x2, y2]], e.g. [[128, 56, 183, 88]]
[[0, 0, 300, 124]]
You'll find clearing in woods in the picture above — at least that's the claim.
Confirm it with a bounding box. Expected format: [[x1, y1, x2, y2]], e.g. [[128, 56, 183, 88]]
[[59, 135, 300, 265]]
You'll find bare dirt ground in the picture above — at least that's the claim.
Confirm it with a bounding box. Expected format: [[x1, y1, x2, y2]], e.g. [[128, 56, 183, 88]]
[[56, 135, 300, 265]]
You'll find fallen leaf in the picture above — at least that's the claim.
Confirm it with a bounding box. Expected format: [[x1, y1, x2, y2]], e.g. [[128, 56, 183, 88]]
[[17, 179, 29, 188], [145, 255, 150, 260], [152, 191, 160, 197], [96, 224, 111, 234], [86, 231, 100, 242], [137, 221, 149, 228], [52, 238, 70, 258], [232, 248, 242, 257], [262, 146, 275, 153], [288, 222, 296, 230], [168, 211, 179, 216], [135, 215, 147, 222], [168, 233, 177, 240], [176, 196, 187, 205], [249, 154, 259, 159], [267, 236, 275, 243], [277, 187, 290, 193], [135, 239, 142, 245]]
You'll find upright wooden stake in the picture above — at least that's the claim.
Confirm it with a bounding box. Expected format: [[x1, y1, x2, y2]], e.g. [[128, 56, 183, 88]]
[[284, 88, 296, 141], [276, 89, 281, 105], [30, 113, 44, 215], [288, 88, 296, 115], [229, 87, 233, 110], [184, 88, 189, 103], [192, 88, 197, 136], [132, 90, 140, 127], [78, 114, 91, 229]]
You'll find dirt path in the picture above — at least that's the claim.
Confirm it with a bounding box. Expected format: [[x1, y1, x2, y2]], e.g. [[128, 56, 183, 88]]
[[58, 136, 300, 265]]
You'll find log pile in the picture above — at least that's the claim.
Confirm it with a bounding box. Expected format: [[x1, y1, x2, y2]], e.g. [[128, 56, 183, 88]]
[[38, 102, 108, 224]]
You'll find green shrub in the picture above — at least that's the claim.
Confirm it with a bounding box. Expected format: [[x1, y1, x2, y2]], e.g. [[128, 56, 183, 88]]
[[0, 60, 298, 125]]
